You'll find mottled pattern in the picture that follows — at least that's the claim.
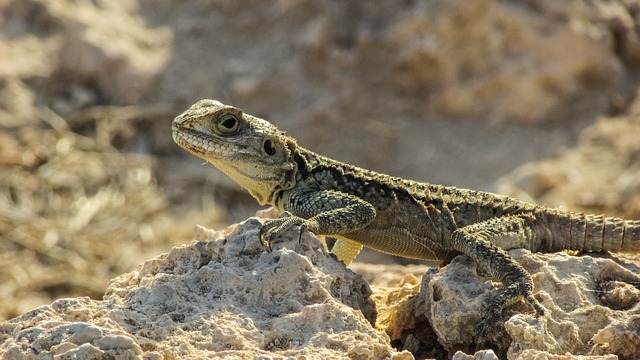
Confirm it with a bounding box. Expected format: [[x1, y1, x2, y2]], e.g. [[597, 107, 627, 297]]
[[172, 99, 640, 345]]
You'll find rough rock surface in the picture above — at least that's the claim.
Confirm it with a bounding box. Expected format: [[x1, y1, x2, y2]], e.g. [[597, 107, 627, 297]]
[[3, 0, 640, 322], [0, 220, 411, 359], [418, 250, 640, 359], [2, 219, 640, 359]]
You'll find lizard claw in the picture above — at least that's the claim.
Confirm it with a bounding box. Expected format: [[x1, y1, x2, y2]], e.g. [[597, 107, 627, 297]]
[[298, 223, 308, 244], [475, 309, 510, 350], [259, 214, 308, 252], [528, 295, 546, 317], [474, 294, 546, 350], [259, 212, 293, 251], [258, 224, 274, 252]]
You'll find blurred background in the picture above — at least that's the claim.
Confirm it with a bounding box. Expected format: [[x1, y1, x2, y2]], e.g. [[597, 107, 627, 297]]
[[1, 0, 640, 321]]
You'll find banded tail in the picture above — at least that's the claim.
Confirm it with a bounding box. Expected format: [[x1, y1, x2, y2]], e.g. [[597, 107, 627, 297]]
[[546, 210, 640, 253]]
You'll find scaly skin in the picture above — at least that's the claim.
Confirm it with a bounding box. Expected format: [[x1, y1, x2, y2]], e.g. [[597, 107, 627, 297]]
[[172, 99, 640, 347]]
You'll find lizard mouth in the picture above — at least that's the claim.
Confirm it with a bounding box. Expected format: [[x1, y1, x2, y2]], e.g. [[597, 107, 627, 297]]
[[172, 126, 254, 164], [172, 127, 224, 158]]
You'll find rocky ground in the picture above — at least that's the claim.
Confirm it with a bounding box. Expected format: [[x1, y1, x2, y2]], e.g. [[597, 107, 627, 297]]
[[1, 220, 638, 359], [1, 0, 640, 358]]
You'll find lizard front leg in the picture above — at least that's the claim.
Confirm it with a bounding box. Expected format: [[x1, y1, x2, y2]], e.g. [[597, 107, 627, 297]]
[[450, 215, 545, 347], [260, 189, 376, 263]]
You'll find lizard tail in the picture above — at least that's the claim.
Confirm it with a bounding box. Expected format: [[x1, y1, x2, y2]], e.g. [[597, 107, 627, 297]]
[[549, 212, 640, 253]]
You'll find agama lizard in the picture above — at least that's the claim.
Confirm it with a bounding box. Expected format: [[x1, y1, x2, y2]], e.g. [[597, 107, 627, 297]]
[[172, 99, 640, 345]]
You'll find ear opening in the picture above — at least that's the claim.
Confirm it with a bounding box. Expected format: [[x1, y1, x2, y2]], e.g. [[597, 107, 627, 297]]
[[284, 137, 297, 155], [280, 137, 299, 189]]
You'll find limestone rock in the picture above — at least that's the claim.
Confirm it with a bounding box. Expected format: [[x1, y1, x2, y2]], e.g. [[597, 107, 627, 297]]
[[417, 249, 640, 359], [0, 219, 409, 359], [2, 219, 639, 359], [452, 349, 499, 360]]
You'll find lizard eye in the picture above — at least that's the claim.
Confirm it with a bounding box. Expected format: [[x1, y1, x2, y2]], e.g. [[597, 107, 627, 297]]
[[263, 139, 277, 155], [217, 113, 239, 134]]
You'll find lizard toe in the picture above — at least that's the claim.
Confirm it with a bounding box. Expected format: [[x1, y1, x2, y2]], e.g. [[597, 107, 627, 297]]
[[258, 225, 274, 252], [475, 310, 511, 351]]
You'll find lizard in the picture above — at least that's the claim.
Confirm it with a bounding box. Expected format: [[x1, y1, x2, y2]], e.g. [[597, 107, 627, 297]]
[[172, 99, 640, 346]]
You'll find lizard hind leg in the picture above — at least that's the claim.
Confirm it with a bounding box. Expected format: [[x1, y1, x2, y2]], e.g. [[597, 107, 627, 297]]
[[450, 216, 545, 346]]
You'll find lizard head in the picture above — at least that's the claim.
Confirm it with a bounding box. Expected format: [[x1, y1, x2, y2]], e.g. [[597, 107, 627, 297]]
[[172, 99, 298, 205]]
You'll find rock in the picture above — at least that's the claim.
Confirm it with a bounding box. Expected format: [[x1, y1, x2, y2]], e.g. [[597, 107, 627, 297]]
[[497, 112, 640, 219], [370, 273, 422, 341], [417, 249, 640, 359], [1, 218, 639, 359], [385, 0, 622, 124], [1, 0, 171, 115], [0, 219, 410, 359], [452, 349, 499, 360], [0, 297, 145, 359]]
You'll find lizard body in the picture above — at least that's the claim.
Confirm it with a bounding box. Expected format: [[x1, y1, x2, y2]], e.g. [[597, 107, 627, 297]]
[[172, 99, 640, 345]]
